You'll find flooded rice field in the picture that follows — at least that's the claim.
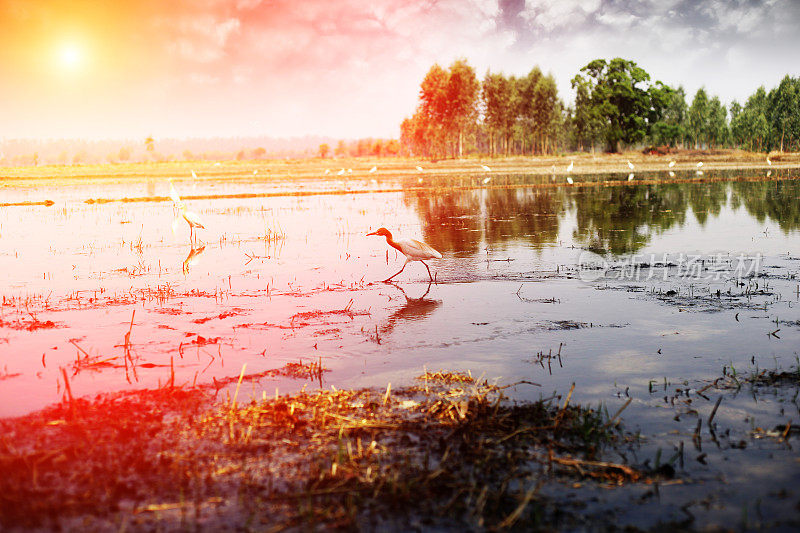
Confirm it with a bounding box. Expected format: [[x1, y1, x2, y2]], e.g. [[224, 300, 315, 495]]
[[2, 168, 800, 528]]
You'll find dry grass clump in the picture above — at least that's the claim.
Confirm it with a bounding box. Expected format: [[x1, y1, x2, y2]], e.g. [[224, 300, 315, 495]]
[[0, 373, 649, 531]]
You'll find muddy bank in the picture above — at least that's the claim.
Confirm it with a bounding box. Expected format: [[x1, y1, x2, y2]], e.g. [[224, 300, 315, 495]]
[[1, 371, 650, 531]]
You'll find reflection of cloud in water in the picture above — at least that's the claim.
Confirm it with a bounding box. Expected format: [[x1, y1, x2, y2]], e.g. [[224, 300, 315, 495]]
[[649, 324, 726, 342], [595, 349, 664, 375]]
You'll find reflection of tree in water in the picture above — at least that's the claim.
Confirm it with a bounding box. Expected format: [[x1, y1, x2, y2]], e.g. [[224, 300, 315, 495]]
[[484, 188, 560, 248], [404, 188, 562, 254], [405, 178, 800, 258], [571, 184, 692, 255], [404, 190, 482, 253], [730, 180, 800, 233], [685, 182, 727, 225]]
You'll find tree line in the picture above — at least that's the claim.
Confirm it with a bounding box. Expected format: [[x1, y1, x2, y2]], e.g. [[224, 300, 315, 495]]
[[401, 57, 800, 158]]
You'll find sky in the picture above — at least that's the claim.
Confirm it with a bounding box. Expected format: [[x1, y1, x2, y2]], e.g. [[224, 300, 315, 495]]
[[0, 0, 798, 141]]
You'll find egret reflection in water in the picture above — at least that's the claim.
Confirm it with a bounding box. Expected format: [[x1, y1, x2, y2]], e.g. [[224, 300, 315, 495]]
[[380, 282, 442, 336], [182, 245, 206, 274]]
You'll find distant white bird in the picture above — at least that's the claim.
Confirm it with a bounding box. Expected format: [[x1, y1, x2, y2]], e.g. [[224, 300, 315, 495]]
[[669, 171, 675, 178], [696, 162, 704, 168], [324, 169, 331, 175], [767, 170, 772, 178], [480, 164, 491, 172], [367, 227, 442, 282], [337, 168, 345, 176], [191, 170, 198, 179], [696, 170, 704, 176], [627, 173, 634, 181], [253, 169, 258, 175], [567, 176, 574, 185], [566, 161, 574, 172], [482, 177, 491, 184], [417, 177, 423, 183], [213, 162, 221, 167], [369, 166, 377, 173], [415, 166, 424, 172], [627, 160, 635, 170], [551, 164, 556, 174], [347, 168, 353, 174], [767, 157, 772, 166], [668, 160, 676, 168]]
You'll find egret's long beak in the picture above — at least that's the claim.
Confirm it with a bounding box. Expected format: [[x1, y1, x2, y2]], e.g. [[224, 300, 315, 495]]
[[366, 230, 378, 236]]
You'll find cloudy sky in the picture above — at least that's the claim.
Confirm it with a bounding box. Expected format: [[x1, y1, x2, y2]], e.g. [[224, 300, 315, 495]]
[[0, 0, 798, 141]]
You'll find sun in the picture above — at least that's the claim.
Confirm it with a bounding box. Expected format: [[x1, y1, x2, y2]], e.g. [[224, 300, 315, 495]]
[[56, 42, 85, 71]]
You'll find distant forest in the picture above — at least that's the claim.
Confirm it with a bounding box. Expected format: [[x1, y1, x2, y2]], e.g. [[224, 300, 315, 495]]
[[401, 57, 800, 158], [0, 135, 399, 167]]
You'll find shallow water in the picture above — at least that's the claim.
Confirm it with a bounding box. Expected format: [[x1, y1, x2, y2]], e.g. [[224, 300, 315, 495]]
[[2, 170, 800, 527]]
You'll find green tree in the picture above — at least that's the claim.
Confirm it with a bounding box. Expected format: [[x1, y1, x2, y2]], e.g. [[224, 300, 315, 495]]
[[768, 75, 799, 152], [707, 96, 728, 147], [649, 84, 686, 147], [687, 88, 709, 148], [446, 59, 480, 158], [482, 71, 517, 155], [572, 58, 654, 152], [571, 75, 603, 151]]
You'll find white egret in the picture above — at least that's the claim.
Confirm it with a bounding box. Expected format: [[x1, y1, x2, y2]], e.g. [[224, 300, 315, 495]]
[[696, 170, 704, 176], [482, 177, 491, 184], [566, 161, 574, 172], [169, 175, 205, 244], [369, 166, 377, 173], [415, 166, 424, 172], [767, 157, 772, 166], [567, 176, 574, 185], [367, 228, 441, 282], [168, 179, 181, 206], [480, 164, 491, 171], [324, 169, 331, 175], [696, 162, 703, 168], [627, 160, 634, 170], [668, 160, 676, 168], [337, 169, 345, 176], [627, 173, 634, 181], [178, 203, 205, 244], [767, 170, 772, 178], [669, 171, 675, 177]]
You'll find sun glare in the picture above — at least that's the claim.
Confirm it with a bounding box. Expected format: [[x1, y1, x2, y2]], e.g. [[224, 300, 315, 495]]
[[57, 43, 84, 71]]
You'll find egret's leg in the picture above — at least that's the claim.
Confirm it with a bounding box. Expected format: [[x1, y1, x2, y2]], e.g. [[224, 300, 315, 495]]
[[384, 259, 408, 282], [421, 260, 433, 281]]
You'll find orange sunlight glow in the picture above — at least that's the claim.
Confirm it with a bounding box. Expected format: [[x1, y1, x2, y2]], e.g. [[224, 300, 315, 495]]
[[56, 42, 85, 72]]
